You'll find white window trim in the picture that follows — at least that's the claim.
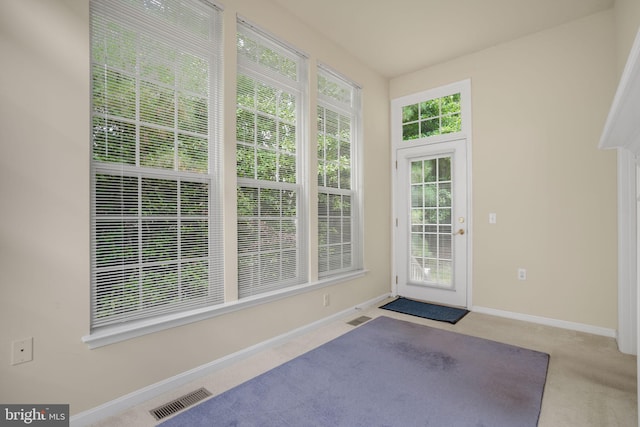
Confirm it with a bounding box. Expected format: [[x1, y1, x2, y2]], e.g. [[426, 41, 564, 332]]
[[316, 64, 364, 277], [235, 19, 310, 298], [88, 0, 225, 334], [82, 269, 366, 348], [392, 79, 472, 150]]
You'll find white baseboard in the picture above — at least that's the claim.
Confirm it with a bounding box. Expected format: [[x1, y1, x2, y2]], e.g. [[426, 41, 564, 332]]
[[70, 293, 391, 427], [472, 305, 617, 338]]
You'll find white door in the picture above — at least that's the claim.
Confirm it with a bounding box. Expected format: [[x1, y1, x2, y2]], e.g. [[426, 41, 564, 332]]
[[395, 139, 468, 307]]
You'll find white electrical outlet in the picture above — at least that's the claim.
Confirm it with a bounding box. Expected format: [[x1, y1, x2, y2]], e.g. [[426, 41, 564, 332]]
[[323, 294, 330, 307], [11, 337, 33, 365], [518, 268, 527, 281], [489, 213, 497, 224]]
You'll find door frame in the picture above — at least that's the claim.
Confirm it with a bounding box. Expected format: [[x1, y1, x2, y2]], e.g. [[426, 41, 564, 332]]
[[395, 140, 468, 307], [391, 79, 473, 308]]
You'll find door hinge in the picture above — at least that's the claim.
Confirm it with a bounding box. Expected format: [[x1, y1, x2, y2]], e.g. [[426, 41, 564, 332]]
[[395, 160, 398, 169], [395, 275, 398, 284], [395, 218, 398, 227]]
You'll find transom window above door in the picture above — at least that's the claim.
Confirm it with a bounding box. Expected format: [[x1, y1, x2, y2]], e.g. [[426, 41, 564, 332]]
[[402, 93, 461, 141]]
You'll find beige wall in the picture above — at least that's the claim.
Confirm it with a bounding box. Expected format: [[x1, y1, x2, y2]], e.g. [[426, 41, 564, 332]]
[[0, 0, 390, 414], [391, 10, 619, 329]]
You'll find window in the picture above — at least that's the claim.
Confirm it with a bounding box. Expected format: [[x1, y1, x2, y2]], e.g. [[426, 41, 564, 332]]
[[236, 20, 308, 297], [87, 4, 365, 346], [402, 93, 461, 141], [89, 0, 223, 329], [317, 66, 362, 276]]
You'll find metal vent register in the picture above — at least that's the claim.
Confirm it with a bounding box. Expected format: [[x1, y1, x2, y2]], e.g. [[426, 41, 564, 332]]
[[150, 387, 212, 420], [347, 316, 372, 326]]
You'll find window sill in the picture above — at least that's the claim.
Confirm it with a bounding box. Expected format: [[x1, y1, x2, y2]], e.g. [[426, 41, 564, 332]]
[[82, 269, 367, 349]]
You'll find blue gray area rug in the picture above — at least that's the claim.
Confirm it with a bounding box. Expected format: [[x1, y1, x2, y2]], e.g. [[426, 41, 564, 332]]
[[160, 316, 549, 427], [380, 297, 469, 324]]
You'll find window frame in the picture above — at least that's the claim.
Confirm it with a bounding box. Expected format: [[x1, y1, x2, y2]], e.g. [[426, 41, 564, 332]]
[[83, 9, 368, 349], [235, 18, 310, 299], [316, 64, 363, 277], [85, 0, 224, 347], [393, 80, 472, 150]]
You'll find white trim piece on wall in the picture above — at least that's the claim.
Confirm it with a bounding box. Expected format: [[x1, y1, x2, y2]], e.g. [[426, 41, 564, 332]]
[[616, 148, 638, 355], [472, 306, 617, 338], [599, 27, 640, 357], [598, 26, 640, 427], [599, 28, 640, 153]]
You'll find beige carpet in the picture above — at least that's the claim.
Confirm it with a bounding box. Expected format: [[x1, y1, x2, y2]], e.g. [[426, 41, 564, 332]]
[[93, 301, 637, 427]]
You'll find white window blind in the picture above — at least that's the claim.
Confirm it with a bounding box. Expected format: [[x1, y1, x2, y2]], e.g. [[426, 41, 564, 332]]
[[317, 66, 361, 276], [90, 0, 223, 329], [236, 20, 308, 297]]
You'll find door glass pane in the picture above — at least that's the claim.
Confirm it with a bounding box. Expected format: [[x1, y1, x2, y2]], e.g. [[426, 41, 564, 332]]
[[409, 155, 453, 288]]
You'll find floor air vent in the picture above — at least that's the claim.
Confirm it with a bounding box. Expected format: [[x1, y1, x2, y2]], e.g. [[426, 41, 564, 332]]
[[150, 387, 212, 421], [347, 315, 372, 326]]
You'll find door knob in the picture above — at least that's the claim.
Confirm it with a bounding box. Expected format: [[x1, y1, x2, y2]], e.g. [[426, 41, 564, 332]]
[[454, 229, 465, 235]]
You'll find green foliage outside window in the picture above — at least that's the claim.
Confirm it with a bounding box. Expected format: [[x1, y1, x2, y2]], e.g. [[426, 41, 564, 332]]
[[91, 11, 216, 325], [402, 93, 461, 141], [409, 157, 453, 286], [236, 27, 304, 294], [317, 68, 356, 275]]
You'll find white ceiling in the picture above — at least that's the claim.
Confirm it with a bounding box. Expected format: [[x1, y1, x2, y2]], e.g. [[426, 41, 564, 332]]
[[272, 0, 615, 78]]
